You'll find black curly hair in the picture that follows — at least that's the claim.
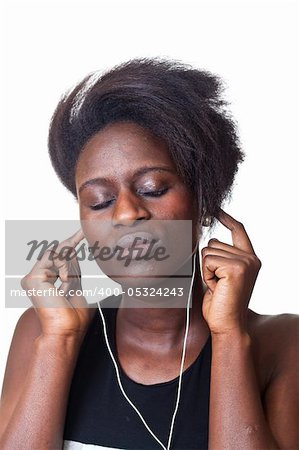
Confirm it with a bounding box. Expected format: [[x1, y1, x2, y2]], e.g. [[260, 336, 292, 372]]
[[48, 57, 245, 230]]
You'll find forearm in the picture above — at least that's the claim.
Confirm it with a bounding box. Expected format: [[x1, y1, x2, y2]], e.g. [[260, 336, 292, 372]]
[[209, 331, 279, 450], [0, 335, 81, 450]]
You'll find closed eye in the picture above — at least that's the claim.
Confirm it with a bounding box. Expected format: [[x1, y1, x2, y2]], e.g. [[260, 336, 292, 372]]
[[138, 187, 169, 197], [89, 188, 169, 211], [89, 199, 115, 210]]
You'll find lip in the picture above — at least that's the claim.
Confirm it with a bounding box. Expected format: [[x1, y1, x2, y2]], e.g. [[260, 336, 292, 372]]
[[114, 231, 160, 251]]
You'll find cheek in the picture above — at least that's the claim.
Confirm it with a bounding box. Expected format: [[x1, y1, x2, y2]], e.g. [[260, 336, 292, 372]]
[[154, 190, 197, 220], [79, 204, 111, 247], [80, 220, 113, 263], [79, 204, 92, 221], [152, 191, 199, 248], [157, 190, 200, 247], [79, 203, 111, 222]]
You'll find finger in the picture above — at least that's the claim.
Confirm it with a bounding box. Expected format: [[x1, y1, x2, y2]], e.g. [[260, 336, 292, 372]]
[[30, 248, 59, 274], [202, 246, 248, 262], [22, 269, 72, 309], [55, 229, 85, 258], [26, 258, 81, 309], [201, 254, 226, 293], [207, 238, 252, 257], [23, 230, 86, 308], [202, 254, 232, 290], [215, 209, 256, 255], [64, 228, 85, 248], [28, 245, 79, 285], [58, 257, 81, 283]]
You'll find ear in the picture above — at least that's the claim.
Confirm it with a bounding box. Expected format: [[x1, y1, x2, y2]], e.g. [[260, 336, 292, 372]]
[[195, 217, 203, 243]]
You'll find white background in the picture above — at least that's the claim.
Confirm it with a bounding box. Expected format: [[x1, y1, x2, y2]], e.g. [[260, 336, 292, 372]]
[[1, 0, 298, 391]]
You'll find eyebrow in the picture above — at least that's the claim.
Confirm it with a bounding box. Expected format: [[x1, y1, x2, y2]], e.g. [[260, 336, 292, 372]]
[[78, 166, 175, 194]]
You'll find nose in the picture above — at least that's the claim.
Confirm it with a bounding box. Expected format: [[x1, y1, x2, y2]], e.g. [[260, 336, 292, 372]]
[[112, 189, 151, 227]]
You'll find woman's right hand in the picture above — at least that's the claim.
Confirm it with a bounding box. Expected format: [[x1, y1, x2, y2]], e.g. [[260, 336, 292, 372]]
[[21, 229, 94, 341]]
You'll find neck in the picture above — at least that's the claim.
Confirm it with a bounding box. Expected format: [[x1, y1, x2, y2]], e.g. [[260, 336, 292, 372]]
[[117, 253, 209, 351]]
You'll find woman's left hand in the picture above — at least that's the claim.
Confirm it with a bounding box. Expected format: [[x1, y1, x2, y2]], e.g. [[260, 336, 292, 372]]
[[201, 209, 262, 335]]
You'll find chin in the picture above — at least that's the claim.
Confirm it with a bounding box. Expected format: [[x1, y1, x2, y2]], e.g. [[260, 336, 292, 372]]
[[111, 274, 169, 289]]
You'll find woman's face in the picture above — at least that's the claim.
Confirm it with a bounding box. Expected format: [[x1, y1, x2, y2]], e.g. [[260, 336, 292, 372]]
[[75, 121, 201, 286]]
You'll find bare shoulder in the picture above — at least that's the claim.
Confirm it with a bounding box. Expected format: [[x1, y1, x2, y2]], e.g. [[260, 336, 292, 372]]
[[247, 308, 299, 388], [246, 309, 299, 448], [247, 307, 299, 355]]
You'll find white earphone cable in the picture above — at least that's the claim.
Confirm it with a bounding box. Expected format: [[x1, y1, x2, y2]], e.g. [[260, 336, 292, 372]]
[[96, 248, 198, 450]]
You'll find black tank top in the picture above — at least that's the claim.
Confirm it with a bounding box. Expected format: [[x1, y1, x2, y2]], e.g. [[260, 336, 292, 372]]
[[63, 295, 212, 450]]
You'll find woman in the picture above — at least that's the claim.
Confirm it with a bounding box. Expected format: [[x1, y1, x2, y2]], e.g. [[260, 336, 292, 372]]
[[0, 57, 298, 450]]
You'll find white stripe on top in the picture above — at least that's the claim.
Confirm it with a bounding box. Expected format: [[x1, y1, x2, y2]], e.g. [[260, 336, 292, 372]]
[[63, 439, 124, 450]]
